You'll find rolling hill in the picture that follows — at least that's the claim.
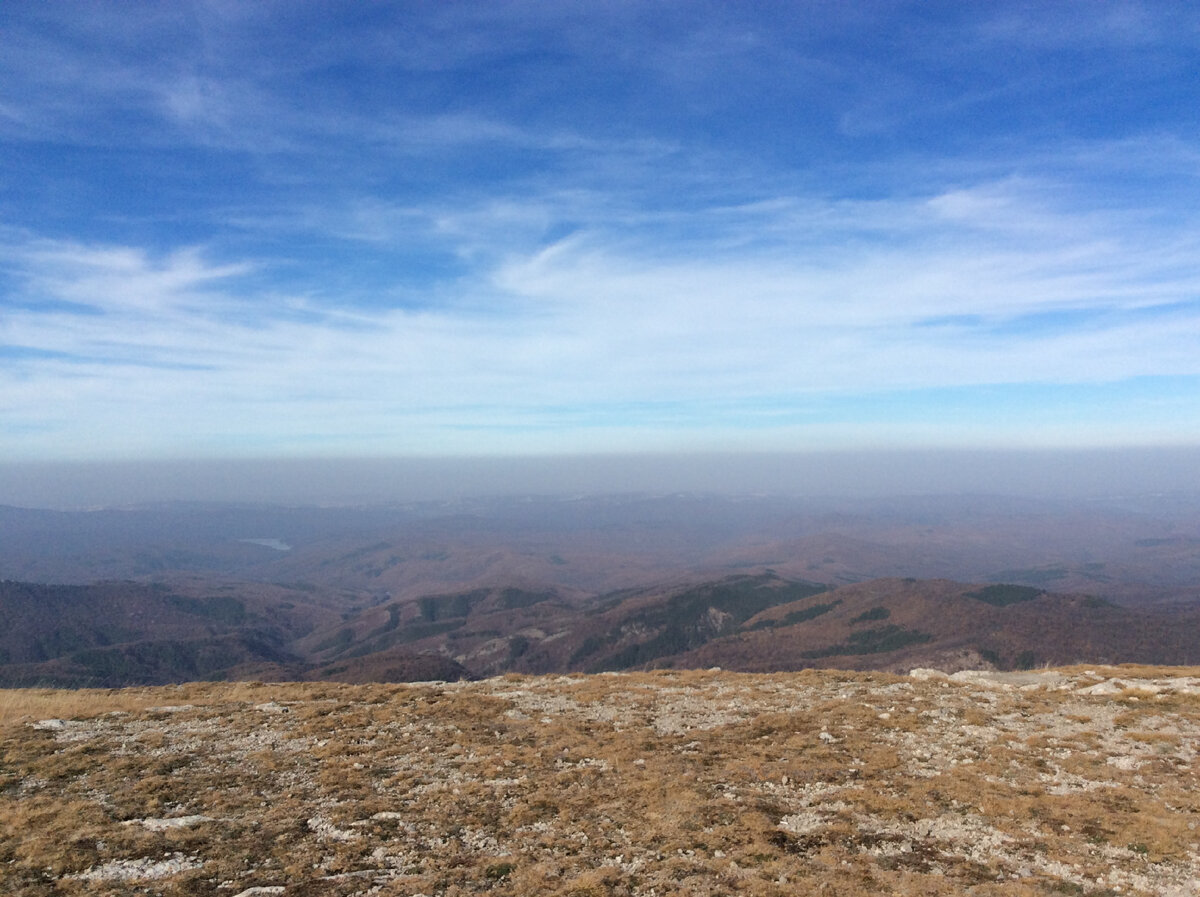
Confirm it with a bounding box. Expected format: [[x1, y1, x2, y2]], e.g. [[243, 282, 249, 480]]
[[3, 571, 1197, 687]]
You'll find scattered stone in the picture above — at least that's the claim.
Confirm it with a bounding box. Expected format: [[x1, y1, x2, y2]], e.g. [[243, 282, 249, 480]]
[[307, 815, 359, 842], [126, 815, 213, 831], [70, 854, 202, 882]]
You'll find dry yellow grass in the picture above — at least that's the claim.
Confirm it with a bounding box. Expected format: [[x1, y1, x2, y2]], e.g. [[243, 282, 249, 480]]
[[0, 687, 163, 726], [1, 667, 1198, 896]]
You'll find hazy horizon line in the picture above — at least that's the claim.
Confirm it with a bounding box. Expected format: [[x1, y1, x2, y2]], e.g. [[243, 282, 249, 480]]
[[3, 446, 1199, 510]]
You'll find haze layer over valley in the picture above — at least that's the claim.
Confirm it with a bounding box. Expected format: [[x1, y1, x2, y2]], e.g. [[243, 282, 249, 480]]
[[3, 483, 1199, 687]]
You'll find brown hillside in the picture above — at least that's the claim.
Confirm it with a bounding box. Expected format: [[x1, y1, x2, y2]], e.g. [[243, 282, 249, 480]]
[[672, 578, 1200, 673], [3, 573, 1197, 686]]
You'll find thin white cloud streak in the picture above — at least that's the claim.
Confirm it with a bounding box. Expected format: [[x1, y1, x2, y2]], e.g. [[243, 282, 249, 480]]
[[493, 186, 1200, 334], [18, 243, 253, 314], [975, 1, 1200, 50]]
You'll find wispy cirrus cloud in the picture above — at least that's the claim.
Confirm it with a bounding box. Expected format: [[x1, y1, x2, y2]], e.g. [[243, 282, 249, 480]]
[[1, 2, 1198, 462]]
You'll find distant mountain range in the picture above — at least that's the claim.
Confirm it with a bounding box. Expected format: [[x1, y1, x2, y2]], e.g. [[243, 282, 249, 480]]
[[4, 492, 1200, 605], [3, 492, 1199, 685]]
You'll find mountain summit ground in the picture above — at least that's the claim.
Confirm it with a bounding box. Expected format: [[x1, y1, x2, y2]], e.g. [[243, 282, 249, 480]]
[[3, 665, 1198, 896]]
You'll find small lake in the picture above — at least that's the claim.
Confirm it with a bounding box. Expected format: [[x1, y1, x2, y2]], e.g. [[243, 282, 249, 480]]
[[239, 538, 292, 551]]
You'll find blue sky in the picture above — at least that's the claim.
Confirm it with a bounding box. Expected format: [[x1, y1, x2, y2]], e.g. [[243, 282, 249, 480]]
[[2, 1, 1200, 462]]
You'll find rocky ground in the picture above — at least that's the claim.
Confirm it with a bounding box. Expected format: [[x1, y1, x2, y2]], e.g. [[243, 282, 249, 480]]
[[2, 666, 1198, 896]]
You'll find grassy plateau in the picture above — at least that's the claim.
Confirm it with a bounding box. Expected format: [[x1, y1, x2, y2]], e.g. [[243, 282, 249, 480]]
[[2, 666, 1198, 896]]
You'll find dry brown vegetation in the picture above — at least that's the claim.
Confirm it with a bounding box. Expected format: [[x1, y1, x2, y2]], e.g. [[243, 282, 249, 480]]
[[2, 666, 1199, 896]]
